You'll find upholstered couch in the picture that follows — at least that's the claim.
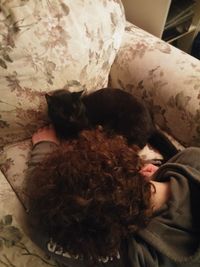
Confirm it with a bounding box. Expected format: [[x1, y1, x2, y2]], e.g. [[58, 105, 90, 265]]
[[0, 0, 199, 266]]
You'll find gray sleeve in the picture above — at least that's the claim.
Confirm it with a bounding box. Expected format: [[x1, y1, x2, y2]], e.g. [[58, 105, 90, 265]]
[[27, 141, 58, 173], [128, 236, 160, 267], [153, 147, 200, 184], [167, 147, 200, 171]]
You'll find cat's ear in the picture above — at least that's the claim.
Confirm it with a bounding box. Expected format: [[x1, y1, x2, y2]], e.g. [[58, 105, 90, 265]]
[[45, 93, 52, 105], [71, 90, 85, 100]]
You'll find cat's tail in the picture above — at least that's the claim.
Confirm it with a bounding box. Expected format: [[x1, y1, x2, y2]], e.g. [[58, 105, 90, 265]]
[[148, 130, 179, 162]]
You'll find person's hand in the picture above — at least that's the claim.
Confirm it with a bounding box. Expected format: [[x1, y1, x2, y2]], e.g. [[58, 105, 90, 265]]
[[140, 164, 159, 180], [32, 125, 60, 146]]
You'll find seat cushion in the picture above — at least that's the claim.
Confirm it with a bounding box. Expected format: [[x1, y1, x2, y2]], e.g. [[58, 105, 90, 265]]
[[0, 139, 31, 208], [0, 0, 125, 147]]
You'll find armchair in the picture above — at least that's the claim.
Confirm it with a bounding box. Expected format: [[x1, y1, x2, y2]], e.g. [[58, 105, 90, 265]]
[[0, 0, 199, 266]]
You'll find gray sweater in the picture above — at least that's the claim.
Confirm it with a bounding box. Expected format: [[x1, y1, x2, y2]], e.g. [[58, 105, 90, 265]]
[[27, 143, 200, 267]]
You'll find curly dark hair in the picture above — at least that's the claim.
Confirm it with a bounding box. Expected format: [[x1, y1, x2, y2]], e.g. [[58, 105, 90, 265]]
[[27, 127, 154, 261]]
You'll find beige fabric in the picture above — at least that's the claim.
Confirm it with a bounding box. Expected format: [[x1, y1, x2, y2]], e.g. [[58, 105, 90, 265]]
[[0, 139, 31, 205], [0, 0, 125, 146]]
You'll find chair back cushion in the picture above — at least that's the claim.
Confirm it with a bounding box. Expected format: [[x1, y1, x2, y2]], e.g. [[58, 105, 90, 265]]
[[0, 0, 125, 146]]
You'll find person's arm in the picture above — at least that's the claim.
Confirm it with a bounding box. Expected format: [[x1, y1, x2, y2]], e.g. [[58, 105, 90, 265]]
[[28, 125, 60, 170], [32, 125, 60, 146]]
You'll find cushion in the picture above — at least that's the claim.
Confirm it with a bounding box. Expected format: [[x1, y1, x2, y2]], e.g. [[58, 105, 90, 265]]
[[0, 139, 31, 208], [0, 0, 125, 147]]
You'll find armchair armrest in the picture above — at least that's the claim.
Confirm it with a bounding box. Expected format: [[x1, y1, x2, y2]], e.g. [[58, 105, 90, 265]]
[[110, 22, 200, 147]]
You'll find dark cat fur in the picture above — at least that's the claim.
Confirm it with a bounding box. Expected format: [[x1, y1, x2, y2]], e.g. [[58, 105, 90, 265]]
[[45, 88, 178, 161]]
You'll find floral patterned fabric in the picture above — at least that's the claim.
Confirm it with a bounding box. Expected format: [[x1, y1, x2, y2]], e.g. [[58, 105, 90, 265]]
[[110, 22, 200, 147], [0, 139, 31, 208], [0, 0, 125, 147], [0, 1, 200, 266]]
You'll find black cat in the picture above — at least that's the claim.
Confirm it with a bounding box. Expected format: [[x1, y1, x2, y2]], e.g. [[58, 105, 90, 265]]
[[45, 88, 178, 161]]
